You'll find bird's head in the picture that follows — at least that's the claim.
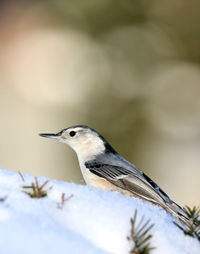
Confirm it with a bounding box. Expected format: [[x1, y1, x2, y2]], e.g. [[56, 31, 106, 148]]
[[39, 125, 117, 161]]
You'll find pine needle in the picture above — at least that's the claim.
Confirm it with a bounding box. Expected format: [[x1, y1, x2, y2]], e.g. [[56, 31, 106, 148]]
[[174, 206, 200, 241], [57, 193, 74, 209], [21, 176, 50, 198], [127, 210, 155, 254]]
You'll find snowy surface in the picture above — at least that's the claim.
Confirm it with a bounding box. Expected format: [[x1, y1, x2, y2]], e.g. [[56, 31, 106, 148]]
[[0, 169, 199, 254]]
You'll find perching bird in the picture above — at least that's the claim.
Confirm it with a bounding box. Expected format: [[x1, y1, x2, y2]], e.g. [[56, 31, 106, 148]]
[[39, 125, 189, 225]]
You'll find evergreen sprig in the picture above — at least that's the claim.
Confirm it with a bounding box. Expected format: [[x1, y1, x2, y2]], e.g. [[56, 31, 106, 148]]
[[57, 193, 74, 209], [127, 210, 154, 254], [21, 176, 49, 198], [175, 206, 200, 241]]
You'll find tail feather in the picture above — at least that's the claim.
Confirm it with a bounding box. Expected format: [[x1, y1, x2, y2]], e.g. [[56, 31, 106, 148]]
[[165, 200, 190, 226]]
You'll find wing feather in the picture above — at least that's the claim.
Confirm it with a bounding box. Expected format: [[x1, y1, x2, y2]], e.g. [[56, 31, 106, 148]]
[[85, 160, 189, 224], [85, 160, 166, 205]]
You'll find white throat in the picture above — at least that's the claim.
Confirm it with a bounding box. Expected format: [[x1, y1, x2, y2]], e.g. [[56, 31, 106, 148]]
[[70, 134, 105, 163]]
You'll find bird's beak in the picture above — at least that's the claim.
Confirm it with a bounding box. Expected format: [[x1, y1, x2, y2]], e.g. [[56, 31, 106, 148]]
[[39, 132, 61, 140]]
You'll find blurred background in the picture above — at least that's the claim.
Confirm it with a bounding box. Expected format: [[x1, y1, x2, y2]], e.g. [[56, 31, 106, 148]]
[[0, 0, 199, 206]]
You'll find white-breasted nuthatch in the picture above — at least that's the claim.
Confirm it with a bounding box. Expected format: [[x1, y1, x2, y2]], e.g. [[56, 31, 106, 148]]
[[40, 125, 189, 225]]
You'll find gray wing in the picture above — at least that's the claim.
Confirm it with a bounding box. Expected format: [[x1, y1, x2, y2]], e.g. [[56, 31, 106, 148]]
[[85, 160, 189, 222], [85, 160, 168, 204]]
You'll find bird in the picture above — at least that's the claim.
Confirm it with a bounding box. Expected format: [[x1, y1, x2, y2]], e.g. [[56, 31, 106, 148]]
[[39, 125, 189, 225]]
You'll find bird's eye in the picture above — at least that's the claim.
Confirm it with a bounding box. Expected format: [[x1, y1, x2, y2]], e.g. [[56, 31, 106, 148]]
[[69, 131, 76, 137]]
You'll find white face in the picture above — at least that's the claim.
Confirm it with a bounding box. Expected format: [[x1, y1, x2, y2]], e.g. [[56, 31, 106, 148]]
[[41, 126, 105, 161]]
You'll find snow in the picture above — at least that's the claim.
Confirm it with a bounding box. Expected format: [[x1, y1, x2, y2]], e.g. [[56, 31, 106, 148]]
[[0, 169, 199, 254]]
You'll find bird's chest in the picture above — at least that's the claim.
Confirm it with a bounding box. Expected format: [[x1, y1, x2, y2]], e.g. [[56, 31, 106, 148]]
[[79, 162, 114, 189], [79, 162, 106, 187]]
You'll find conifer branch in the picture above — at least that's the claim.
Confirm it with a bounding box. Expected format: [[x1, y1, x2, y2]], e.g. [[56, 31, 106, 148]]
[[127, 210, 155, 254], [174, 206, 200, 241], [21, 176, 51, 198]]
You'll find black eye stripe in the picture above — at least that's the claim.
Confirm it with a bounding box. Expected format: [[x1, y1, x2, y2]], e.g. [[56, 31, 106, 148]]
[[69, 131, 76, 137]]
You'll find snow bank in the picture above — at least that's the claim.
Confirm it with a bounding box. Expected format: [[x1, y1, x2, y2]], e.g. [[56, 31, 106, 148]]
[[0, 169, 199, 254]]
